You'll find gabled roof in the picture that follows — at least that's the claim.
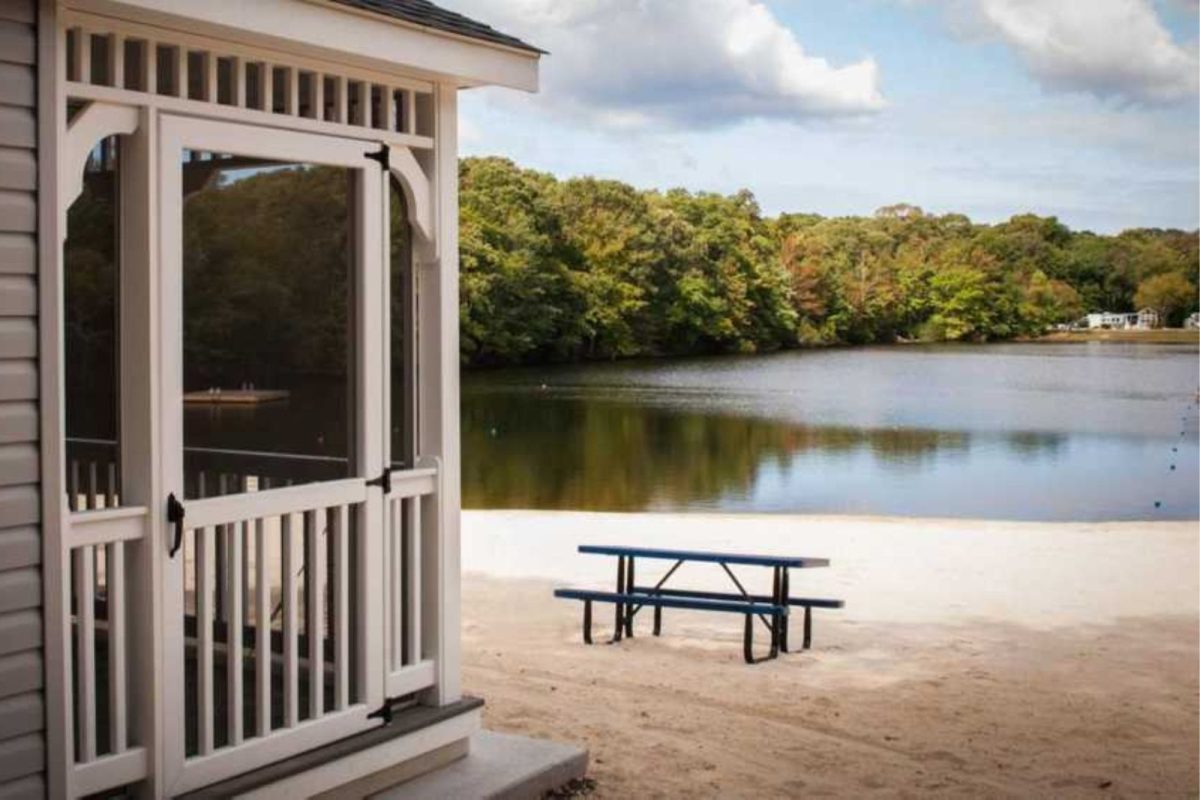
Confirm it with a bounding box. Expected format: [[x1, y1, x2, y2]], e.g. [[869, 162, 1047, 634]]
[[330, 0, 544, 55]]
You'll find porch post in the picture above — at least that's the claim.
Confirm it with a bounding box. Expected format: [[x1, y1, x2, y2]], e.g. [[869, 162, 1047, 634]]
[[38, 1, 71, 796], [416, 81, 461, 706], [119, 106, 163, 799]]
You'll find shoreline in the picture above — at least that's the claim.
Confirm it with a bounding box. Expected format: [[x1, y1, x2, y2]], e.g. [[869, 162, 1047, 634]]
[[460, 329, 1199, 372]]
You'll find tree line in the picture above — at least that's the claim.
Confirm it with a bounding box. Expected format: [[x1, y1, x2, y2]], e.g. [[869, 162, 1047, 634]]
[[68, 157, 1197, 390], [460, 157, 1199, 366]]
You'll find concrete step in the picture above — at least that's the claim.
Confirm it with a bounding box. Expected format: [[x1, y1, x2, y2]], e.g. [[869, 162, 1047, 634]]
[[373, 730, 588, 800]]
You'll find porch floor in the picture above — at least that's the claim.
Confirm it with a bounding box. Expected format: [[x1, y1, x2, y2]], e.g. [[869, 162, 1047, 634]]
[[373, 730, 588, 800]]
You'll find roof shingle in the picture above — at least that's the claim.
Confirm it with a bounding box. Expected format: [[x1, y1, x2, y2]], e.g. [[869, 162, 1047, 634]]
[[329, 0, 543, 54]]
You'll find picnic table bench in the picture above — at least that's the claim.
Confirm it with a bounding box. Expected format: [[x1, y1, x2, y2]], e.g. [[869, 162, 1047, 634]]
[[554, 545, 844, 664]]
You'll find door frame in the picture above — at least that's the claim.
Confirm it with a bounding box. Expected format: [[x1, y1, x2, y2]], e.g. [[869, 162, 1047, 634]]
[[156, 114, 388, 795]]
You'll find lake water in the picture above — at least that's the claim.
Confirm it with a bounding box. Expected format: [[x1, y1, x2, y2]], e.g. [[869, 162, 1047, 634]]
[[462, 342, 1200, 521]]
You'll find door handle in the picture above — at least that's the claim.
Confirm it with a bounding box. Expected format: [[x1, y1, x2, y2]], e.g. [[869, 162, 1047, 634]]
[[166, 493, 185, 558]]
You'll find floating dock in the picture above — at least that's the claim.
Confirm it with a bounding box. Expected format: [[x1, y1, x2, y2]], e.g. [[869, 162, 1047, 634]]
[[183, 389, 290, 405]]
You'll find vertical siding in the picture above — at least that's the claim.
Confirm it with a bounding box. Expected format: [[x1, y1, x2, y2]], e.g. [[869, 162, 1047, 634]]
[[0, 0, 44, 795]]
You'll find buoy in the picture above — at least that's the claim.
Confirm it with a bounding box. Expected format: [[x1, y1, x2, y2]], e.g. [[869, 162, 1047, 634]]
[[1155, 501, 1162, 508]]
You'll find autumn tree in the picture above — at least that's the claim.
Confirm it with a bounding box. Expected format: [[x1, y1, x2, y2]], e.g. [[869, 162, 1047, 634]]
[[1134, 272, 1197, 327]]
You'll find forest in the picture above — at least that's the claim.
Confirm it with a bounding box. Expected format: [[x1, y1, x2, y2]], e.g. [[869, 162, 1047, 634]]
[[459, 157, 1199, 366]]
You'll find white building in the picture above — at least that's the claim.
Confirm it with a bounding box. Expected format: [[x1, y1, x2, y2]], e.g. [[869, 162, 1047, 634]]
[[1082, 310, 1158, 330], [0, 1, 568, 797]]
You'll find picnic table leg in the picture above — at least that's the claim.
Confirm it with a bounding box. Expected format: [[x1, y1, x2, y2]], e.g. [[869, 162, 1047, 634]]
[[653, 605, 662, 636], [583, 599, 593, 644], [624, 557, 636, 637], [769, 566, 785, 654], [770, 613, 781, 660], [613, 555, 625, 643], [744, 612, 781, 664], [803, 606, 812, 650], [780, 567, 791, 653]]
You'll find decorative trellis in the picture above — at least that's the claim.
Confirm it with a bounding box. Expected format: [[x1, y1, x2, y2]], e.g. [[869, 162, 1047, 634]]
[[62, 10, 436, 147]]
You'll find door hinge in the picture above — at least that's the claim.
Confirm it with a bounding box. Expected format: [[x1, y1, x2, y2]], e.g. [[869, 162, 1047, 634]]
[[365, 144, 390, 170], [366, 468, 392, 494], [367, 699, 396, 726]]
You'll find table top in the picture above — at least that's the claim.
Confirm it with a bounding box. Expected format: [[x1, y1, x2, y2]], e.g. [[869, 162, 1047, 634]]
[[578, 544, 830, 569]]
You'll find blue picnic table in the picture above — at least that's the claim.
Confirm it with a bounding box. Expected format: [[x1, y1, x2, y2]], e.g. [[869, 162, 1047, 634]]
[[554, 544, 844, 664]]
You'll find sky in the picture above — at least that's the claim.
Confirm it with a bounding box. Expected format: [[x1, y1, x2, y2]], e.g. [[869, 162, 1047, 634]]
[[450, 0, 1199, 234]]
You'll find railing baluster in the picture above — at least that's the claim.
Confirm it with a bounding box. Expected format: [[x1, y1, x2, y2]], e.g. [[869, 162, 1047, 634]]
[[260, 61, 273, 112], [109, 33, 124, 89], [107, 540, 127, 753], [287, 67, 299, 116], [233, 57, 246, 108], [313, 72, 324, 121], [69, 459, 80, 512], [332, 504, 349, 710], [254, 516, 270, 737], [243, 477, 252, 627], [74, 545, 97, 762], [87, 462, 98, 511], [389, 497, 401, 671], [404, 91, 417, 135], [197, 525, 215, 755], [174, 45, 187, 99], [106, 462, 117, 508], [406, 497, 421, 665], [282, 513, 299, 727], [78, 29, 92, 84], [380, 84, 394, 130], [142, 39, 156, 95], [227, 520, 244, 745], [205, 50, 218, 104], [334, 76, 347, 124], [305, 509, 324, 717], [216, 475, 228, 623]]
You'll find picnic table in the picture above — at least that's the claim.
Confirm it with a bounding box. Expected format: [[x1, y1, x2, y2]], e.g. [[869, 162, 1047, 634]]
[[554, 544, 843, 664]]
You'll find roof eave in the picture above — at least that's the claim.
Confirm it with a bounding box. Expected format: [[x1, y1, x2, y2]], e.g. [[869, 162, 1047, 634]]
[[68, 0, 540, 92]]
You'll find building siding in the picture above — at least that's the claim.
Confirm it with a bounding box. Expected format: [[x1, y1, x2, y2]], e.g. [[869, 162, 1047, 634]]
[[0, 0, 44, 795]]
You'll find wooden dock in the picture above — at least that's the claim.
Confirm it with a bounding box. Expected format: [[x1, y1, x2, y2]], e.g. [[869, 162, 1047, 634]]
[[183, 389, 290, 405]]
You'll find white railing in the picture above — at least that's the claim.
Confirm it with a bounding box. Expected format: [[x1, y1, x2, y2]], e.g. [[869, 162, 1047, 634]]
[[383, 459, 439, 698], [65, 438, 120, 512], [62, 456, 441, 795], [67, 505, 150, 796], [181, 485, 363, 757]]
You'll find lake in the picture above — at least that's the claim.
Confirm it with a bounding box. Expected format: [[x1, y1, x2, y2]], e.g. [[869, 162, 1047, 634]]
[[461, 342, 1200, 521]]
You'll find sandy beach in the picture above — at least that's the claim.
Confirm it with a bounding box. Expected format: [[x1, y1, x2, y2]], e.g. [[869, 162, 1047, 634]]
[[461, 511, 1199, 798]]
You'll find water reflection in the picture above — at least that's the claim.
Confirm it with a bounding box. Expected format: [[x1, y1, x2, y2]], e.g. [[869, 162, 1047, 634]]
[[461, 344, 1199, 521], [461, 391, 1075, 511]]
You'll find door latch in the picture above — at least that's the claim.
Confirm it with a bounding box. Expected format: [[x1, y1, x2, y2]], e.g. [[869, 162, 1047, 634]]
[[366, 468, 392, 494], [166, 493, 185, 558]]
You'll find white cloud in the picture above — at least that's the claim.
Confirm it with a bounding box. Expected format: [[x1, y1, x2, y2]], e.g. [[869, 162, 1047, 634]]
[[451, 0, 886, 128], [967, 0, 1198, 104]]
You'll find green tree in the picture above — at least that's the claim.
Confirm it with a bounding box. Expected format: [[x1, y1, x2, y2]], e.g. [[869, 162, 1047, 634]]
[[1134, 272, 1197, 327]]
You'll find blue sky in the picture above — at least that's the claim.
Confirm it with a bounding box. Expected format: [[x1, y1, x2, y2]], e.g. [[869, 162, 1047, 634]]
[[452, 0, 1199, 234]]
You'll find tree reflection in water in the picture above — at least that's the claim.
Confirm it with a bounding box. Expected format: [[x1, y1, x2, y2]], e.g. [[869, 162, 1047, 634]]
[[461, 389, 1069, 511]]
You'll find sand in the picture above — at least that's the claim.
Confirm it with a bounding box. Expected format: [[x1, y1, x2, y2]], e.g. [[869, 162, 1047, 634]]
[[460, 511, 1199, 799]]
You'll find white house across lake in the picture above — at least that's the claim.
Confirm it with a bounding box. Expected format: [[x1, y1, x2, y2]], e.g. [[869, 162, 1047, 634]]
[[1080, 309, 1160, 330]]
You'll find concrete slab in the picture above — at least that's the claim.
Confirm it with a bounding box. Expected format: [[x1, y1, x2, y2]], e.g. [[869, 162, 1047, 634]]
[[372, 730, 588, 800]]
